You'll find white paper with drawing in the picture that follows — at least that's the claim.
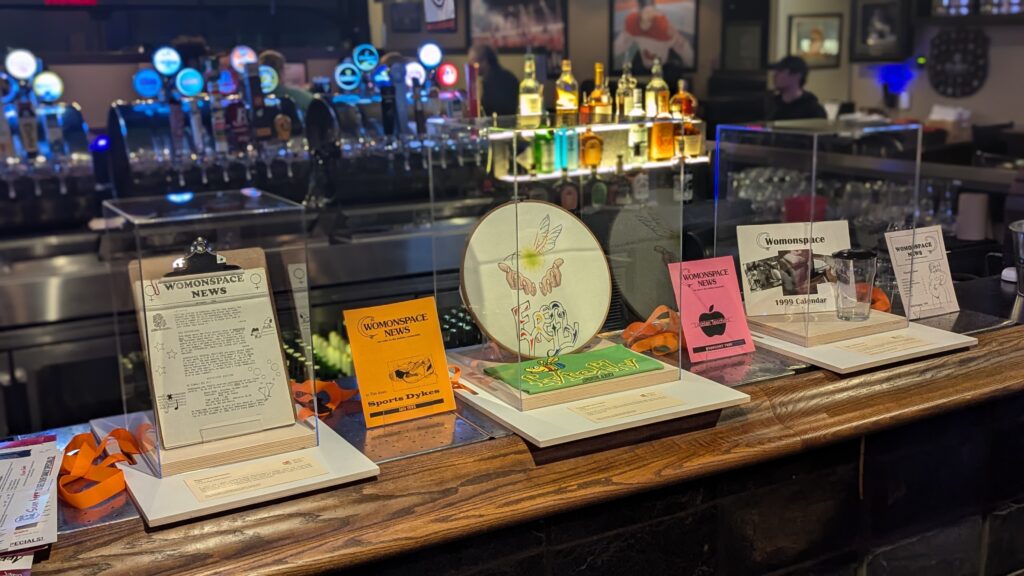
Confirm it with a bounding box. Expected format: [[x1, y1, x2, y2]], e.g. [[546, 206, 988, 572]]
[[139, 267, 295, 449], [737, 221, 851, 316], [884, 225, 958, 320]]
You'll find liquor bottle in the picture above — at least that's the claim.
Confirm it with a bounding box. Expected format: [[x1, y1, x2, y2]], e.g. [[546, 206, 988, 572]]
[[614, 62, 630, 119], [610, 154, 633, 205], [555, 59, 578, 127], [644, 58, 669, 118], [682, 120, 703, 157], [554, 127, 567, 170], [590, 63, 613, 123], [532, 129, 554, 174], [557, 170, 580, 215], [578, 93, 593, 125], [627, 87, 647, 164], [208, 79, 230, 154], [580, 126, 603, 168], [0, 110, 13, 158], [669, 79, 697, 119], [565, 126, 580, 171], [583, 167, 608, 211], [17, 101, 38, 157], [648, 91, 675, 161], [245, 64, 273, 141], [518, 54, 543, 129]]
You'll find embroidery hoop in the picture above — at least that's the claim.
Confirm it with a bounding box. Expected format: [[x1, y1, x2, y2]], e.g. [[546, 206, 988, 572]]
[[461, 200, 612, 359]]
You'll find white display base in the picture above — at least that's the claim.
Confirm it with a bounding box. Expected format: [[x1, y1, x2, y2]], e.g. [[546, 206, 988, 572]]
[[750, 322, 978, 374], [90, 416, 379, 527], [455, 371, 750, 448]]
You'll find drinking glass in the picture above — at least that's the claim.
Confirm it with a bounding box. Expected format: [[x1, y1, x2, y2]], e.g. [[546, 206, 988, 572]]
[[832, 249, 878, 321]]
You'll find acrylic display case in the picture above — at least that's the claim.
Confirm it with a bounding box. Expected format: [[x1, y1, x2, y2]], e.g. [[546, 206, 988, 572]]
[[100, 189, 318, 479], [712, 119, 974, 372], [438, 116, 747, 447]]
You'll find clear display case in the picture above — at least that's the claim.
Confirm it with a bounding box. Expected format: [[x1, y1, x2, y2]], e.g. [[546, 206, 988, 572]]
[[101, 189, 317, 478], [443, 115, 714, 416], [714, 119, 923, 347]]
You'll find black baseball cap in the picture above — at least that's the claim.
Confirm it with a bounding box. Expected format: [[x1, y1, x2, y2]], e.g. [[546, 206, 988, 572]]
[[770, 55, 809, 77]]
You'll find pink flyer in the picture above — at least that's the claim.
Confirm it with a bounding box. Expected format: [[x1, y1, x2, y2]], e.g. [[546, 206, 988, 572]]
[[669, 256, 755, 362]]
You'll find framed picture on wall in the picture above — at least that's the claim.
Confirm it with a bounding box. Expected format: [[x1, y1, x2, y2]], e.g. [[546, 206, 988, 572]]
[[469, 0, 567, 53], [610, 0, 699, 74], [722, 20, 766, 72], [850, 0, 911, 62], [788, 14, 842, 69], [389, 2, 422, 34]]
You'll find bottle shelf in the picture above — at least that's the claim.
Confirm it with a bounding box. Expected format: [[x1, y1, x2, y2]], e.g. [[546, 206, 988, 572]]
[[485, 120, 700, 141], [495, 155, 709, 183]]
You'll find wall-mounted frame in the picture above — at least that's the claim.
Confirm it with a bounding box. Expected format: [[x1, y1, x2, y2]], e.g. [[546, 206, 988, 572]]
[[721, 19, 767, 72], [788, 13, 843, 69], [609, 0, 699, 75], [850, 0, 912, 62], [384, 0, 469, 53], [469, 0, 568, 54]]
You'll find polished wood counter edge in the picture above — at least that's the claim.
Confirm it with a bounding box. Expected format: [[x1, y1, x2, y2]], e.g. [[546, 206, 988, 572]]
[[36, 325, 1024, 576]]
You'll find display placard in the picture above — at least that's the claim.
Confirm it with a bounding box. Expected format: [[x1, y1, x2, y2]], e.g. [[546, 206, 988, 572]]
[[736, 220, 851, 316], [258, 65, 279, 94], [343, 296, 456, 428]]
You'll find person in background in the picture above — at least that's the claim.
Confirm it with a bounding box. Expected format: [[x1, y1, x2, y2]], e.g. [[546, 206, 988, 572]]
[[258, 50, 315, 113], [468, 44, 518, 117], [170, 35, 209, 71], [766, 56, 827, 122]]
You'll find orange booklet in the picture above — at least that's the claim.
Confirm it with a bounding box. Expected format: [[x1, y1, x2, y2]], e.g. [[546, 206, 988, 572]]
[[343, 297, 455, 427]]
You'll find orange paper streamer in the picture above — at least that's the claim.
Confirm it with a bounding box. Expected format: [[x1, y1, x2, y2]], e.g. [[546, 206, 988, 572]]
[[291, 379, 356, 420], [623, 305, 683, 356], [58, 428, 143, 510]]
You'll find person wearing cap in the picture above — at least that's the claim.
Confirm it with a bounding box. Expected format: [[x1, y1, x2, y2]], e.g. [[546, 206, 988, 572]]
[[766, 56, 827, 122]]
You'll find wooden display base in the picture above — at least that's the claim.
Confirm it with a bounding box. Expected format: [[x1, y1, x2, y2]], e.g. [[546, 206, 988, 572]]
[[454, 370, 750, 448], [751, 322, 978, 374], [747, 310, 907, 347], [447, 341, 679, 411], [90, 416, 379, 527], [93, 414, 318, 477]]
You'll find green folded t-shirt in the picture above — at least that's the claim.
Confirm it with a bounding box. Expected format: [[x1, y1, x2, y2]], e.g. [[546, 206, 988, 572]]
[[484, 344, 664, 395]]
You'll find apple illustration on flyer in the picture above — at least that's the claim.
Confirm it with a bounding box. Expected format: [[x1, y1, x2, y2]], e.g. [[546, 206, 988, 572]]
[[669, 256, 755, 362]]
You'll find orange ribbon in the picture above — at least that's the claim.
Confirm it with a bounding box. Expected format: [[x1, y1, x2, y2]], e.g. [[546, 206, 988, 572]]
[[623, 305, 683, 356], [291, 379, 356, 420], [58, 428, 143, 510]]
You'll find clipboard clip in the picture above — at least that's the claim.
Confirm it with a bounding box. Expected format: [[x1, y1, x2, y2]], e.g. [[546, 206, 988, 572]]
[[165, 237, 241, 277]]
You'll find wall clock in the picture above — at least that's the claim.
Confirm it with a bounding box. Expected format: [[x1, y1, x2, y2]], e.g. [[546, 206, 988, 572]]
[[461, 201, 612, 358], [928, 28, 989, 98]]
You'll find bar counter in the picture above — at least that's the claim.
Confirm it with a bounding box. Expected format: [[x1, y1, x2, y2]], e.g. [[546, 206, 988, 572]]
[[35, 324, 1024, 575]]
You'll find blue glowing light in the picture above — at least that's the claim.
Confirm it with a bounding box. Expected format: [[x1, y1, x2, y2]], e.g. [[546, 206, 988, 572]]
[[175, 68, 204, 97], [240, 187, 262, 198], [152, 46, 182, 77], [877, 63, 914, 94], [334, 62, 360, 91], [133, 69, 163, 99], [353, 44, 379, 72], [418, 42, 443, 69], [166, 191, 194, 204], [90, 135, 109, 152], [372, 64, 391, 86]]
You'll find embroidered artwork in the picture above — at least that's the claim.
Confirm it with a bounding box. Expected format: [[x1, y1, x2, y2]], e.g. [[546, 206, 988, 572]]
[[462, 201, 611, 358]]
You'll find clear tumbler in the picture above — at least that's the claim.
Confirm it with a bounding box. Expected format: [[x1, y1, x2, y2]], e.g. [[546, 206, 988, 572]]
[[832, 249, 877, 321]]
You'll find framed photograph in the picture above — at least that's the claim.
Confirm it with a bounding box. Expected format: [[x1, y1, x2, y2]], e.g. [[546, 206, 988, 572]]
[[722, 20, 766, 72], [610, 0, 699, 74], [788, 14, 842, 69], [850, 0, 911, 62], [469, 0, 567, 53], [388, 2, 422, 34]]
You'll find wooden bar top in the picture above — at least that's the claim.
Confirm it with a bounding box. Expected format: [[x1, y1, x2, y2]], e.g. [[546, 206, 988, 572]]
[[37, 326, 1024, 575]]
